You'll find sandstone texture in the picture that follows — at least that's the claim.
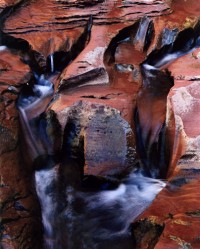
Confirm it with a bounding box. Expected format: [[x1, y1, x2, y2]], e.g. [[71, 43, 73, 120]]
[[0, 0, 200, 248], [132, 1, 200, 248]]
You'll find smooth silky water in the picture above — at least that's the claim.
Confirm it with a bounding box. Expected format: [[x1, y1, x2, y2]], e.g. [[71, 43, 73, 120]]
[[16, 22, 200, 249], [35, 169, 165, 249], [17, 72, 166, 249]]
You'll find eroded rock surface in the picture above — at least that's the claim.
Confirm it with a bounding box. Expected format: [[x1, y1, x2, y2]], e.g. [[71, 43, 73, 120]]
[[0, 0, 200, 248], [0, 51, 42, 249], [132, 1, 200, 247], [56, 101, 136, 176]]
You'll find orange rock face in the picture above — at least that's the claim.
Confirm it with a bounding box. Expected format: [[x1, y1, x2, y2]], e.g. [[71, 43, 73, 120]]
[[131, 1, 200, 248], [0, 0, 200, 248]]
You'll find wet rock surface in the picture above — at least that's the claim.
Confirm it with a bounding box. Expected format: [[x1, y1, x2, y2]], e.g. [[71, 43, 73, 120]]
[[0, 0, 200, 248], [0, 43, 42, 249], [57, 101, 136, 176], [132, 1, 200, 247]]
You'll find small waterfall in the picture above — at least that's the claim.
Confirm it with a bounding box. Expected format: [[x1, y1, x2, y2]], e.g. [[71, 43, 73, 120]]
[[34, 167, 165, 249], [16, 19, 200, 249], [35, 167, 58, 240], [50, 54, 54, 73], [143, 27, 200, 70], [17, 74, 54, 160]]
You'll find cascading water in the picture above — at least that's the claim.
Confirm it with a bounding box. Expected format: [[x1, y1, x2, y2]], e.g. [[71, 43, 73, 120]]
[[35, 170, 165, 249], [17, 72, 166, 249], [50, 54, 54, 73], [15, 17, 200, 249], [18, 74, 54, 161]]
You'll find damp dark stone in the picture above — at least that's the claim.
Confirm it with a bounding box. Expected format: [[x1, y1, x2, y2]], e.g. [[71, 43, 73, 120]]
[[131, 219, 165, 249]]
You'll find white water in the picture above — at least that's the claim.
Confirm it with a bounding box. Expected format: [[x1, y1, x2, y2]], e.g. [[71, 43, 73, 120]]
[[18, 74, 54, 161], [35, 168, 165, 249], [50, 54, 54, 73], [16, 22, 200, 249], [35, 167, 59, 238], [153, 49, 196, 69], [19, 74, 53, 112], [143, 48, 197, 71], [0, 45, 7, 51]]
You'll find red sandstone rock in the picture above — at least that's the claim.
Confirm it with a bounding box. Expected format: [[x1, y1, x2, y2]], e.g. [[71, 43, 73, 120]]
[[0, 0, 200, 248], [131, 1, 200, 248]]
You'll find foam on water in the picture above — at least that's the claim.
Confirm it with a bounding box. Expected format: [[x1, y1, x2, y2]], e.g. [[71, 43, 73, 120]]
[[18, 74, 53, 110], [35, 167, 59, 238], [0, 45, 7, 51], [34, 167, 165, 249], [15, 23, 200, 249]]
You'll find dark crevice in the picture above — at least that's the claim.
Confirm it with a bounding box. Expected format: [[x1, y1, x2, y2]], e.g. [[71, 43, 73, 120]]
[[110, 12, 143, 18], [81, 175, 119, 192], [92, 21, 121, 26], [55, 15, 91, 20], [188, 78, 200, 81], [81, 95, 109, 100], [46, 15, 92, 74], [0, 30, 46, 74], [185, 210, 200, 218], [104, 21, 140, 65], [60, 120, 84, 188], [5, 24, 50, 31], [121, 1, 163, 6], [57, 0, 104, 8], [4, 29, 50, 35]]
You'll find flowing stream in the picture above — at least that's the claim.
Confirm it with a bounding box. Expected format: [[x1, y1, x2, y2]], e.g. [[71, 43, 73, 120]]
[[17, 72, 166, 248], [35, 170, 165, 249], [16, 19, 200, 249], [17, 72, 167, 249]]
